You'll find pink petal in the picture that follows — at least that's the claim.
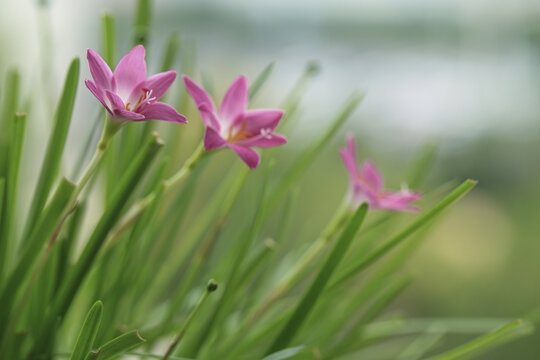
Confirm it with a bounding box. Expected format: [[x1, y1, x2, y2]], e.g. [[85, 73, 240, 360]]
[[345, 135, 357, 164], [218, 75, 248, 125], [139, 102, 187, 123], [240, 109, 283, 133], [376, 191, 421, 212], [105, 90, 125, 111], [228, 144, 261, 169], [198, 103, 221, 131], [238, 133, 287, 148], [361, 161, 383, 192], [87, 49, 113, 90], [340, 149, 358, 182], [204, 127, 227, 150], [130, 70, 176, 104], [114, 109, 146, 121], [182, 75, 218, 127], [85, 79, 112, 114], [113, 45, 147, 100]]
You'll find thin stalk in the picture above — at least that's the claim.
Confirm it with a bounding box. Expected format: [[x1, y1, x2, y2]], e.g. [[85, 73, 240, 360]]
[[162, 280, 218, 360], [244, 202, 352, 327], [109, 142, 206, 241], [45, 124, 114, 249]]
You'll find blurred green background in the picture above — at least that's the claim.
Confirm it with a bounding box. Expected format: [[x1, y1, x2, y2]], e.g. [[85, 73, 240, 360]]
[[1, 0, 539, 358]]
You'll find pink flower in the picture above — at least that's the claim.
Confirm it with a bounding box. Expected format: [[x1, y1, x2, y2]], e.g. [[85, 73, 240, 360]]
[[340, 135, 421, 212], [182, 75, 287, 169], [85, 45, 187, 124]]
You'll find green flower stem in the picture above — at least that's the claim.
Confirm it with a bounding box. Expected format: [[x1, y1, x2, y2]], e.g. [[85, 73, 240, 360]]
[[109, 142, 206, 242], [245, 202, 353, 327], [46, 117, 119, 250], [162, 280, 218, 360]]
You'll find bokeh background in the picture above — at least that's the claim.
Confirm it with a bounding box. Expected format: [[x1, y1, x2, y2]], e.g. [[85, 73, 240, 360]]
[[1, 0, 539, 358]]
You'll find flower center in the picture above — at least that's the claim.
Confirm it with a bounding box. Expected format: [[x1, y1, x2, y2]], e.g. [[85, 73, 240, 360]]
[[125, 88, 156, 111], [226, 121, 252, 143]]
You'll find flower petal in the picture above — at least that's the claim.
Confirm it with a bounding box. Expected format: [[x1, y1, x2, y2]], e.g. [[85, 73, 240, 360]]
[[130, 70, 176, 104], [377, 190, 422, 212], [340, 136, 359, 182], [182, 75, 216, 112], [228, 144, 261, 169], [139, 102, 187, 123], [237, 133, 287, 148], [87, 49, 113, 90], [204, 127, 227, 150], [113, 45, 147, 100], [105, 90, 125, 111], [113, 109, 146, 121], [361, 161, 383, 192], [219, 75, 248, 125], [183, 75, 218, 127], [198, 103, 221, 131], [85, 79, 112, 114], [240, 109, 283, 133]]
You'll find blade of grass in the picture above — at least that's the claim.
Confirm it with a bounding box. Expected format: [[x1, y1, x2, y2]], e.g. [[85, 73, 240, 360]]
[[179, 171, 267, 358], [0, 69, 20, 175], [161, 32, 181, 72], [29, 132, 163, 357], [21, 58, 79, 247], [330, 275, 414, 356], [249, 62, 275, 102], [426, 319, 531, 360], [0, 178, 75, 345], [331, 179, 477, 289], [396, 326, 446, 360], [2, 113, 27, 273], [266, 203, 368, 355], [96, 330, 146, 360], [101, 13, 116, 67], [262, 346, 305, 360], [0, 69, 20, 282], [70, 301, 103, 360], [133, 0, 152, 46]]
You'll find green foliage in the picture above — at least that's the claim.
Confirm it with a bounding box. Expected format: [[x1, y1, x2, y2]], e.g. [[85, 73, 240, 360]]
[[22, 58, 79, 247], [70, 301, 103, 360], [267, 203, 369, 354], [0, 5, 531, 360]]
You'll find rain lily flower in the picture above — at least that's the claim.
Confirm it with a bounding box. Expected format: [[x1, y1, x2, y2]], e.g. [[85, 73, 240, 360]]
[[85, 45, 187, 124], [340, 135, 421, 212], [183, 75, 287, 169]]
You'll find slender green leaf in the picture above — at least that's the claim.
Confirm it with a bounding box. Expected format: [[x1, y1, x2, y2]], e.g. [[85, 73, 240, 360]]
[[396, 326, 446, 360], [266, 203, 368, 355], [180, 171, 267, 357], [1, 113, 27, 274], [161, 32, 181, 72], [96, 330, 146, 360], [70, 301, 103, 360], [101, 13, 116, 67], [0, 178, 75, 343], [0, 69, 20, 175], [0, 69, 20, 281], [29, 132, 163, 356], [262, 345, 305, 360], [331, 179, 477, 288], [133, 0, 152, 46], [426, 319, 531, 360], [22, 58, 79, 246], [0, 178, 4, 226], [249, 62, 275, 102]]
